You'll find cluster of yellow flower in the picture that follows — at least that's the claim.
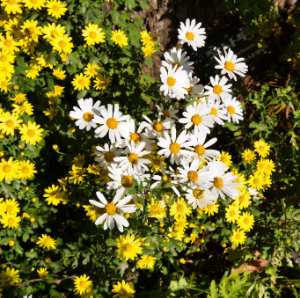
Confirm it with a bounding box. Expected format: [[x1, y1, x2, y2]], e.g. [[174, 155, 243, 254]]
[[0, 266, 19, 288], [0, 198, 21, 230], [140, 30, 157, 58]]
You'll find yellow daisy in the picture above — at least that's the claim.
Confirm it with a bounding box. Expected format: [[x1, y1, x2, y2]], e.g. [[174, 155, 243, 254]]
[[51, 34, 73, 54], [225, 204, 240, 223], [0, 63, 15, 79], [137, 255, 156, 269], [83, 204, 104, 222], [0, 112, 22, 136], [1, 0, 23, 14], [18, 160, 37, 179], [148, 154, 166, 173], [265, 159, 275, 175], [0, 267, 19, 286], [12, 101, 34, 116], [230, 229, 246, 246], [46, 0, 67, 19], [254, 139, 270, 158], [43, 106, 59, 120], [0, 213, 21, 229], [115, 234, 142, 261], [84, 63, 100, 78], [26, 67, 40, 79], [73, 153, 85, 167], [0, 78, 12, 93], [74, 274, 93, 295], [237, 212, 254, 232], [0, 157, 19, 182], [82, 23, 105, 46], [43, 185, 63, 206], [36, 234, 56, 250], [170, 197, 192, 220], [0, 50, 16, 66], [242, 149, 256, 164], [68, 165, 87, 184], [87, 164, 101, 175], [142, 43, 156, 58], [23, 0, 45, 10], [53, 68, 66, 80], [42, 23, 65, 40], [217, 151, 232, 168], [256, 159, 267, 172], [19, 121, 44, 145], [235, 189, 251, 209], [140, 31, 153, 45], [0, 199, 20, 214], [53, 85, 64, 95], [4, 17, 22, 39], [147, 198, 165, 219], [37, 267, 49, 279], [112, 280, 135, 298], [21, 19, 42, 42], [111, 29, 128, 47], [72, 73, 90, 91], [203, 203, 219, 216], [93, 73, 111, 90], [46, 91, 59, 104], [0, 33, 19, 53], [247, 171, 265, 191]]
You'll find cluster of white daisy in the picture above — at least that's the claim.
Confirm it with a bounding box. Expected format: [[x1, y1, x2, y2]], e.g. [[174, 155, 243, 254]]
[[69, 18, 249, 233]]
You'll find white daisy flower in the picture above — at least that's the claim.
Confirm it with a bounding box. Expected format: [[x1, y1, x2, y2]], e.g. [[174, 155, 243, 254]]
[[151, 163, 180, 197], [184, 75, 204, 100], [160, 65, 190, 100], [178, 18, 206, 51], [208, 99, 227, 125], [214, 48, 248, 81], [114, 141, 151, 175], [89, 189, 137, 232], [248, 187, 260, 200], [189, 130, 220, 162], [139, 114, 171, 138], [223, 97, 244, 123], [156, 104, 179, 121], [204, 75, 232, 102], [177, 158, 213, 189], [93, 104, 130, 143], [157, 126, 194, 165], [94, 143, 123, 169], [117, 118, 154, 151], [69, 98, 102, 131], [185, 187, 216, 209], [179, 102, 214, 134], [162, 47, 194, 73], [107, 164, 150, 195], [208, 160, 240, 200]]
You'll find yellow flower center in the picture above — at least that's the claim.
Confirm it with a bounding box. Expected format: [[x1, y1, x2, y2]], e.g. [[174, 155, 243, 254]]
[[167, 77, 176, 87], [116, 35, 122, 42], [193, 188, 204, 199], [244, 218, 250, 225], [188, 170, 198, 182], [183, 85, 193, 93], [79, 281, 87, 288], [253, 178, 260, 185], [83, 112, 93, 122], [5, 119, 14, 127], [236, 233, 241, 240], [0, 55, 7, 62], [172, 62, 180, 71], [176, 204, 184, 212], [6, 205, 14, 213], [121, 176, 133, 187], [79, 79, 86, 85], [213, 85, 223, 95], [89, 31, 97, 39], [128, 153, 139, 164], [191, 114, 202, 125], [162, 175, 172, 184], [58, 40, 66, 48], [130, 132, 140, 144], [8, 218, 14, 226], [119, 288, 128, 295], [239, 195, 246, 203], [22, 166, 29, 174], [162, 109, 170, 117], [52, 4, 60, 12], [105, 151, 115, 162], [123, 243, 132, 252], [186, 32, 194, 41], [195, 145, 205, 155], [44, 237, 51, 247], [105, 202, 117, 215], [213, 177, 223, 188], [229, 210, 236, 217], [106, 118, 118, 129], [225, 61, 235, 71], [259, 146, 265, 153], [227, 106, 235, 115], [169, 142, 180, 154], [153, 121, 163, 132], [30, 0, 38, 3], [8, 0, 16, 4], [4, 40, 12, 48], [27, 129, 35, 137], [50, 29, 58, 37], [210, 107, 218, 115], [3, 165, 11, 173], [19, 105, 27, 111]]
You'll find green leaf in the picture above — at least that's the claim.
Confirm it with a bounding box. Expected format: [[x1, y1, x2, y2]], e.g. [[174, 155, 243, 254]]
[[140, 0, 151, 9], [208, 280, 219, 298], [106, 238, 116, 246]]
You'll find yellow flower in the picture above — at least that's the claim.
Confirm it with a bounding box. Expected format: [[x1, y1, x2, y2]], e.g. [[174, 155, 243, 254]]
[[21, 19, 43, 42], [148, 154, 166, 173], [237, 212, 254, 231], [46, 0, 67, 19], [23, 0, 45, 10], [112, 280, 135, 298], [45, 257, 52, 264], [234, 173, 247, 190], [242, 149, 256, 164], [140, 31, 154, 45], [26, 67, 40, 79], [217, 151, 232, 168], [43, 106, 59, 120], [247, 171, 265, 191], [37, 267, 49, 279], [72, 73, 90, 91], [0, 157, 19, 182], [93, 73, 111, 90], [203, 203, 219, 216], [18, 160, 37, 180], [0, 62, 15, 79], [42, 23, 66, 40], [0, 199, 19, 215], [230, 229, 246, 246], [147, 198, 166, 219], [19, 121, 44, 145], [115, 234, 142, 261], [73, 153, 85, 167], [12, 101, 34, 116], [256, 159, 267, 173], [0, 50, 15, 66], [0, 78, 12, 93], [1, 0, 23, 15], [46, 91, 59, 104], [0, 33, 20, 52], [254, 139, 270, 158], [111, 29, 128, 47], [68, 165, 87, 184], [0, 112, 22, 136], [87, 164, 101, 175], [74, 274, 93, 295], [36, 234, 56, 250], [190, 232, 199, 244], [0, 213, 21, 229], [43, 185, 63, 205], [83, 204, 104, 222], [11, 93, 26, 104], [0, 267, 19, 286], [264, 159, 275, 175], [84, 63, 100, 78], [170, 197, 192, 220], [4, 17, 22, 39], [137, 255, 156, 269], [51, 34, 73, 54], [53, 68, 66, 80], [82, 23, 105, 46], [235, 189, 251, 209], [225, 204, 240, 223], [142, 43, 156, 58]]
